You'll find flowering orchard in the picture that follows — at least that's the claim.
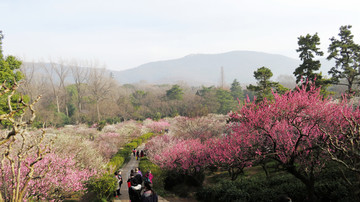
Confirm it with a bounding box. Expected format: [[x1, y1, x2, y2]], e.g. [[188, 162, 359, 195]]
[[169, 114, 228, 141], [318, 97, 360, 175], [143, 119, 170, 133], [0, 81, 155, 202], [0, 152, 96, 201], [145, 85, 360, 201]]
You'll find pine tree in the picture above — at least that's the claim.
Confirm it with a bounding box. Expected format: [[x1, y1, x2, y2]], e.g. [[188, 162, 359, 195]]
[[327, 25, 360, 96]]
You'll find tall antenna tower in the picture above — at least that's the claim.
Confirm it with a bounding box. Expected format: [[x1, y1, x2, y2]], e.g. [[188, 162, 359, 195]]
[[220, 66, 225, 89]]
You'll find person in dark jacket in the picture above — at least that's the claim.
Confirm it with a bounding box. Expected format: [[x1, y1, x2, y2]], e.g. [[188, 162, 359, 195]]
[[132, 168, 143, 186], [141, 182, 158, 202], [128, 172, 141, 202]]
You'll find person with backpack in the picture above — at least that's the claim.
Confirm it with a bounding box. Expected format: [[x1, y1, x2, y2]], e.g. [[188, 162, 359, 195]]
[[144, 170, 153, 184], [128, 172, 142, 202]]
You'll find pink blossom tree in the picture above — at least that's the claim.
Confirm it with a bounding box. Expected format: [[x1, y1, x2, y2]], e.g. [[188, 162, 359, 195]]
[[145, 134, 211, 184], [152, 138, 210, 185], [25, 153, 96, 200], [157, 138, 209, 173], [319, 98, 360, 177], [228, 85, 336, 201], [145, 134, 180, 166], [0, 81, 46, 202], [0, 81, 97, 201], [208, 133, 258, 181], [144, 119, 170, 133], [95, 132, 122, 159], [170, 114, 228, 141]]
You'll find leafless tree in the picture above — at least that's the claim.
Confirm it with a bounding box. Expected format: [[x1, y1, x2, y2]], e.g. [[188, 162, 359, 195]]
[[87, 63, 113, 122], [19, 62, 48, 103], [0, 81, 50, 202], [70, 59, 89, 112]]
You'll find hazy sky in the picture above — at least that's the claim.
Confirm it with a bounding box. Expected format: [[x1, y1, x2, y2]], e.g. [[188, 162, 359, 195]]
[[1, 0, 360, 71]]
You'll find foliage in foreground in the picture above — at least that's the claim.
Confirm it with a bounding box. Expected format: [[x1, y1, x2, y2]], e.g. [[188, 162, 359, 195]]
[[84, 174, 117, 202], [196, 164, 358, 202]]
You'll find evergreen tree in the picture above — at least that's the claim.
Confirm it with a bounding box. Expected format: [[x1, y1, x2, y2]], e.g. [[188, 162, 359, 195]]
[[294, 33, 332, 96], [294, 33, 323, 83], [166, 84, 183, 100], [230, 79, 244, 101], [215, 88, 235, 114], [130, 90, 147, 109], [327, 25, 360, 95], [0, 31, 25, 116], [0, 31, 23, 86], [247, 67, 287, 102], [196, 86, 220, 114]]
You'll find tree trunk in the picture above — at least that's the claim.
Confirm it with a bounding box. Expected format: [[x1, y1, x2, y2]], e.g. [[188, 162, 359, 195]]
[[96, 102, 101, 122], [78, 101, 82, 112], [56, 96, 60, 113], [287, 166, 316, 202], [261, 162, 270, 178]]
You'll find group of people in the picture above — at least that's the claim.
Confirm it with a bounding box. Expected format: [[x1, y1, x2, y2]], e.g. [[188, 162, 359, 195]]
[[113, 147, 157, 201], [127, 167, 157, 202], [133, 148, 145, 160]]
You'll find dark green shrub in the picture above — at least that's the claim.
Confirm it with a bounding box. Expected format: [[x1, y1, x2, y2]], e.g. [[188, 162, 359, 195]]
[[139, 157, 167, 195], [132, 138, 142, 146], [125, 142, 138, 150], [105, 117, 122, 124], [31, 120, 44, 129], [314, 164, 359, 202], [108, 155, 125, 170], [196, 167, 360, 202], [85, 174, 116, 201], [140, 132, 155, 141], [97, 120, 106, 131], [164, 170, 185, 190], [184, 172, 205, 187], [196, 174, 306, 202]]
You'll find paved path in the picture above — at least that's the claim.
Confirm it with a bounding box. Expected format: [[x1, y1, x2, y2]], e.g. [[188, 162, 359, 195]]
[[114, 144, 168, 202]]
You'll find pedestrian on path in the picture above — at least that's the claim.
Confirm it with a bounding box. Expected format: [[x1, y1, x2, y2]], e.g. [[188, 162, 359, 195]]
[[118, 143, 168, 202], [129, 172, 142, 202], [117, 170, 123, 195], [134, 167, 143, 184], [136, 150, 140, 160], [144, 170, 153, 184], [133, 148, 136, 157], [141, 182, 158, 202], [136, 167, 143, 177], [114, 171, 121, 198]]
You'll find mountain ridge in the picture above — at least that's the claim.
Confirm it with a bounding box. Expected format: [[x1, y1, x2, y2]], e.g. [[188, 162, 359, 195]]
[[110, 50, 333, 85]]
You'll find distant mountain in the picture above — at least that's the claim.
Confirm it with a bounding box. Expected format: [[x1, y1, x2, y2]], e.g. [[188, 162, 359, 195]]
[[22, 51, 334, 86], [110, 51, 333, 86]]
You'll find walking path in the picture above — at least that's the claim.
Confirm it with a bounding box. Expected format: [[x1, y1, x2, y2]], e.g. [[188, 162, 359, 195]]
[[114, 144, 168, 202]]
